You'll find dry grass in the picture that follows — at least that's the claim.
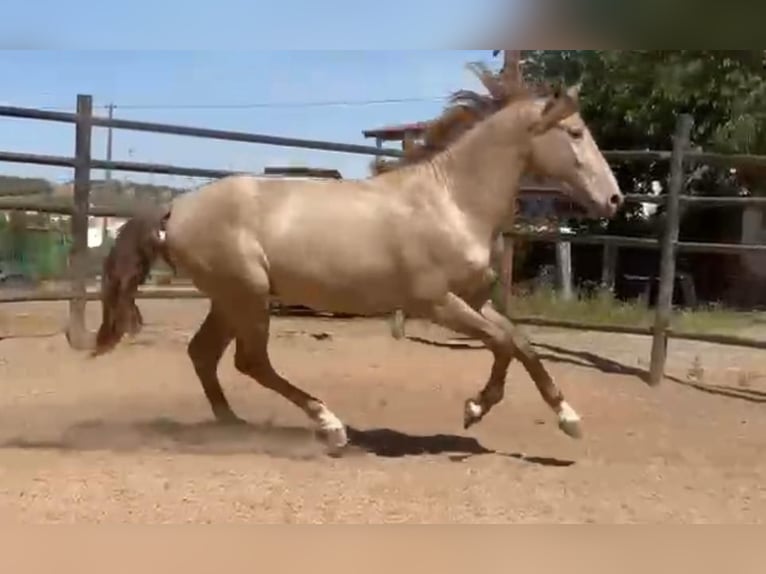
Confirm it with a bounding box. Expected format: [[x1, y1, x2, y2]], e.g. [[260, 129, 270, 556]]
[[506, 285, 766, 337]]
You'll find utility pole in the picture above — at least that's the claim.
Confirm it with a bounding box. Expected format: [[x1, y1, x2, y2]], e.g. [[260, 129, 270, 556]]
[[102, 103, 114, 244], [106, 103, 114, 182]]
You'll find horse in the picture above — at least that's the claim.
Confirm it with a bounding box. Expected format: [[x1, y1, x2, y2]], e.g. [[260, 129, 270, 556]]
[[91, 78, 623, 454]]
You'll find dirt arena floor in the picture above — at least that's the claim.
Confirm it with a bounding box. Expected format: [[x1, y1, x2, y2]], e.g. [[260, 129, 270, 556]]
[[1, 299, 765, 523]]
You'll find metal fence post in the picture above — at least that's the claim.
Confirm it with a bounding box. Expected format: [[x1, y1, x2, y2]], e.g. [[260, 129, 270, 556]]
[[649, 113, 694, 385], [601, 243, 618, 293], [555, 240, 573, 301], [390, 309, 407, 340], [66, 94, 93, 351], [499, 232, 516, 313]]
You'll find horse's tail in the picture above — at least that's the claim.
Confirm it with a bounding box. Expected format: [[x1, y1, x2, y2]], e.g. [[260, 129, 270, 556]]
[[92, 205, 173, 357]]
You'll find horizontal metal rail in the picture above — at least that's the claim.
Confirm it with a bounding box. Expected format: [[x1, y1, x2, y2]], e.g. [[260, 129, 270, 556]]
[[6, 103, 766, 168], [506, 231, 766, 255]]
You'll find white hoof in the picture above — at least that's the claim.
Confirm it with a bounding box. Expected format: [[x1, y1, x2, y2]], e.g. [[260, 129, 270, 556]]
[[556, 401, 583, 439], [315, 405, 349, 450], [463, 399, 484, 429]]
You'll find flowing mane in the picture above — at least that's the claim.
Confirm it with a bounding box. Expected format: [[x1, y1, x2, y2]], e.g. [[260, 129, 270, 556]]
[[371, 60, 551, 175]]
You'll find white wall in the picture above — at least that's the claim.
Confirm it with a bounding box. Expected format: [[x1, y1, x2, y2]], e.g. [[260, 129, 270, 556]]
[[87, 217, 127, 248]]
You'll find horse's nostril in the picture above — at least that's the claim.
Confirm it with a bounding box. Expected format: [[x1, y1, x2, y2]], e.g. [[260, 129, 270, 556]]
[[609, 194, 623, 206]]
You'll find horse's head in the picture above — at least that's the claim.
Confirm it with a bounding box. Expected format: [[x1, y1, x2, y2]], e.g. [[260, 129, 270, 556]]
[[523, 85, 624, 219]]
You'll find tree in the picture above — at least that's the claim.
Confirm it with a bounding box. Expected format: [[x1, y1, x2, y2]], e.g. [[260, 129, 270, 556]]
[[523, 51, 766, 155], [510, 51, 766, 304], [512, 51, 766, 235]]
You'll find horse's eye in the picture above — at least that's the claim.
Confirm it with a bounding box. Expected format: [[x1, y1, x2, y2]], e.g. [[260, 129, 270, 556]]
[[569, 128, 584, 140]]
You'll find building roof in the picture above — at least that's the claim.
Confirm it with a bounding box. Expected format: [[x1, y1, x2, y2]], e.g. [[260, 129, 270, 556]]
[[263, 166, 343, 179], [362, 121, 432, 141]]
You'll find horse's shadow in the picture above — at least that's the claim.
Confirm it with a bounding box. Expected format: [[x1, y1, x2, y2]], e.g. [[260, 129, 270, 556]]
[[345, 426, 574, 466], [410, 336, 766, 405], [0, 418, 575, 467], [536, 343, 766, 404]]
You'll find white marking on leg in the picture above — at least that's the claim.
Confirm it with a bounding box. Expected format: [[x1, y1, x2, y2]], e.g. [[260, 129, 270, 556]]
[[558, 400, 580, 423], [315, 404, 348, 449], [465, 400, 483, 420], [556, 400, 582, 439], [463, 398, 485, 429]]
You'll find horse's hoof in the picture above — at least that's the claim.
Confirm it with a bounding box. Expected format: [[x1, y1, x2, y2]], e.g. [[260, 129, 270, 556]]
[[215, 413, 247, 427], [463, 399, 483, 430], [317, 427, 349, 456], [558, 418, 583, 439], [556, 401, 583, 439], [325, 441, 351, 458]]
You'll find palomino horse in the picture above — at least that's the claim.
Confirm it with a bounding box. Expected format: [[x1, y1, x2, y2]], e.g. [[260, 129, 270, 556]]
[[93, 80, 623, 453]]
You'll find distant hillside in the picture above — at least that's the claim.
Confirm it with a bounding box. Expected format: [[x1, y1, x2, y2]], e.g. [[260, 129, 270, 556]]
[[0, 175, 192, 203], [0, 167, 343, 202], [0, 175, 57, 197]]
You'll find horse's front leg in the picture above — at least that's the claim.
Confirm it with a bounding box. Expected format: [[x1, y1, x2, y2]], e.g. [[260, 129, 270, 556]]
[[429, 293, 582, 439]]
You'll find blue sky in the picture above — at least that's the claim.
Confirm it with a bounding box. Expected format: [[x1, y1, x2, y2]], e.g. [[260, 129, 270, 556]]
[[0, 0, 515, 188]]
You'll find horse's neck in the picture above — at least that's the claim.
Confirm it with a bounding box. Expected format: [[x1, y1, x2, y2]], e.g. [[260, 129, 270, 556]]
[[433, 109, 530, 241]]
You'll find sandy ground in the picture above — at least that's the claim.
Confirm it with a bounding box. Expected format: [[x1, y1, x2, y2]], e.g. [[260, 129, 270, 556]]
[[1, 299, 765, 523]]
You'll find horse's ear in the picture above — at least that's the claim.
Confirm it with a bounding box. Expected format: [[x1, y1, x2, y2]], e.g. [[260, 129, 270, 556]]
[[565, 83, 581, 104], [530, 83, 581, 135]]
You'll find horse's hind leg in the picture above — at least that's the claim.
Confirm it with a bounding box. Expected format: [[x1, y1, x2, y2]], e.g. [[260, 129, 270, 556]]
[[198, 232, 346, 449], [231, 304, 348, 451], [188, 302, 241, 425]]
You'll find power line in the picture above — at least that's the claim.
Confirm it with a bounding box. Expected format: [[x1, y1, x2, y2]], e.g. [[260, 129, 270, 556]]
[[110, 96, 448, 110], [37, 95, 449, 112]]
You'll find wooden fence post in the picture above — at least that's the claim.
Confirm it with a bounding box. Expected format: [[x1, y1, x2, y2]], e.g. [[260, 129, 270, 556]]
[[66, 94, 93, 351], [649, 113, 693, 386]]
